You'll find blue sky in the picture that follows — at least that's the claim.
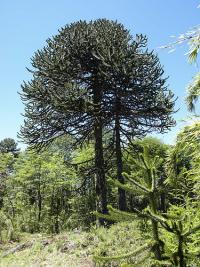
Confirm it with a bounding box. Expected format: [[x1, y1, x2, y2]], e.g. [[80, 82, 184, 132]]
[[0, 0, 199, 147]]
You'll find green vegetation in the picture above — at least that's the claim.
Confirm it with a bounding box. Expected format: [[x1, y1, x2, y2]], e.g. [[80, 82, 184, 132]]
[[0, 221, 150, 267], [0, 18, 200, 267]]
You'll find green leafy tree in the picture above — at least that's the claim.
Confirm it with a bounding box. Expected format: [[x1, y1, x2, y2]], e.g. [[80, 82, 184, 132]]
[[0, 150, 18, 241], [4, 149, 77, 233], [0, 152, 15, 209], [70, 143, 97, 226], [0, 139, 17, 210]]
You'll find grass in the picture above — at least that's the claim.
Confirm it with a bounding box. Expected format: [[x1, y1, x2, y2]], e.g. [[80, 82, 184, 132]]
[[0, 221, 152, 267], [0, 231, 94, 267]]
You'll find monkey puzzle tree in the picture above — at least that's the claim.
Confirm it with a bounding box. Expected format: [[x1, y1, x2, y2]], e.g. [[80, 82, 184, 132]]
[[19, 19, 175, 216], [19, 19, 131, 216]]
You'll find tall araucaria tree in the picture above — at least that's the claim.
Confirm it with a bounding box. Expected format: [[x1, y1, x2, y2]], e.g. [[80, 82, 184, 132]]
[[19, 19, 175, 216], [19, 19, 130, 217]]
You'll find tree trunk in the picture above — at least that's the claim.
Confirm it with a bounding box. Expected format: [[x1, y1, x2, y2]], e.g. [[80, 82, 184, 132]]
[[55, 197, 60, 234], [38, 186, 42, 223], [93, 88, 108, 223], [160, 175, 166, 212], [150, 193, 162, 261], [178, 233, 185, 267], [115, 113, 127, 211], [151, 220, 162, 260]]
